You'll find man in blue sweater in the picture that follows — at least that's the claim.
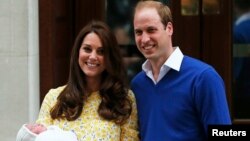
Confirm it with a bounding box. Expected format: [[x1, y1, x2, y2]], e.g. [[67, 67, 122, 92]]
[[131, 1, 232, 141]]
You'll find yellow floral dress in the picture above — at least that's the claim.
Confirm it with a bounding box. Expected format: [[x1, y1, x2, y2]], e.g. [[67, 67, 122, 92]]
[[36, 86, 139, 141]]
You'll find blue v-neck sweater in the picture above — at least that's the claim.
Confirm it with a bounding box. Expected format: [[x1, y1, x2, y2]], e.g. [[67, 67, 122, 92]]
[[131, 56, 231, 141]]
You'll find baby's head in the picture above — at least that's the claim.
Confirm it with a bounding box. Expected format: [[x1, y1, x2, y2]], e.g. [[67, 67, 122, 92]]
[[35, 126, 78, 141]]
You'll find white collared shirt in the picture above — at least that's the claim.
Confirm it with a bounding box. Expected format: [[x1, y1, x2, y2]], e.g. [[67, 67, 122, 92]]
[[142, 47, 184, 84]]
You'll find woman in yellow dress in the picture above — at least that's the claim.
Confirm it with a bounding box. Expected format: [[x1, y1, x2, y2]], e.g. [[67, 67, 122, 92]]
[[17, 20, 139, 141]]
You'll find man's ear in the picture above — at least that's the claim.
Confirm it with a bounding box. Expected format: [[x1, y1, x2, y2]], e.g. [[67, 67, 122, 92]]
[[166, 22, 173, 35]]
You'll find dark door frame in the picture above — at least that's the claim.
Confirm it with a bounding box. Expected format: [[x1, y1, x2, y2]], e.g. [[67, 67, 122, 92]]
[[39, 0, 105, 103]]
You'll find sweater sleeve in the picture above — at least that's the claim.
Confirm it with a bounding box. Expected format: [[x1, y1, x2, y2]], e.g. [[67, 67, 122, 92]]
[[194, 68, 231, 133], [120, 90, 140, 141]]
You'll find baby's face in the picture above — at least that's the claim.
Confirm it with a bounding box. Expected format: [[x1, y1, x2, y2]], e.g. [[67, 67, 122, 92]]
[[26, 124, 47, 134]]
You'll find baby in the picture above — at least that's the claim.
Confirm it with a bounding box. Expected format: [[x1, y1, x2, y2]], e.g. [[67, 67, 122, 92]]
[[16, 124, 78, 141]]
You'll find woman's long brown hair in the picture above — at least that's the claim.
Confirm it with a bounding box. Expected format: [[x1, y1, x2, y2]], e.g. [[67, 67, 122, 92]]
[[50, 20, 131, 125]]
